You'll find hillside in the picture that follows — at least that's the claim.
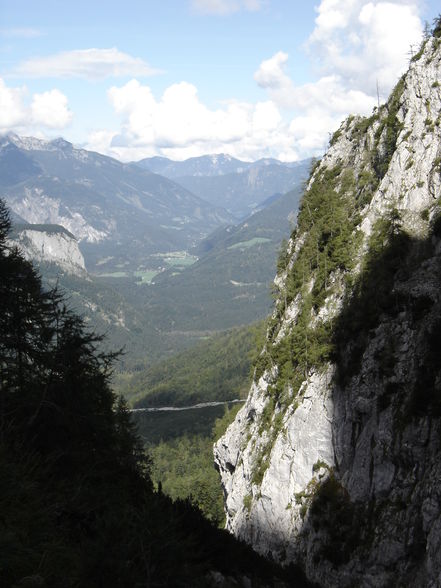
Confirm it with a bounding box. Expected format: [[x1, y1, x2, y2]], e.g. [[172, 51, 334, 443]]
[[6, 223, 159, 369], [1, 139, 309, 375], [175, 162, 310, 219], [8, 223, 87, 275], [216, 30, 441, 587], [0, 198, 314, 588], [128, 322, 265, 406], [123, 181, 306, 341], [5, 188, 301, 378]]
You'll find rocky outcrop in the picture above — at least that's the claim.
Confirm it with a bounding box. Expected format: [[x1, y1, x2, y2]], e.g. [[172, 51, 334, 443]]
[[9, 225, 87, 276], [11, 189, 108, 244], [215, 35, 441, 587]]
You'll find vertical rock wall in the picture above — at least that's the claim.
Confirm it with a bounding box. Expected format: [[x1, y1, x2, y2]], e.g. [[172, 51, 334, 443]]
[[215, 36, 441, 587]]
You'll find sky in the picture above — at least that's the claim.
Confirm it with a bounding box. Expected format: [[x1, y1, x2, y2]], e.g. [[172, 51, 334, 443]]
[[0, 0, 439, 162]]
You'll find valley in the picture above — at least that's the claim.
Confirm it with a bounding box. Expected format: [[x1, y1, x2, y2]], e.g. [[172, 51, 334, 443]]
[[3, 3, 440, 587], [1, 137, 310, 534], [1, 134, 310, 376]]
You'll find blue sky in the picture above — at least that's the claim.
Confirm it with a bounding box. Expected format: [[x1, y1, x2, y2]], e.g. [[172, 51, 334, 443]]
[[0, 0, 439, 161]]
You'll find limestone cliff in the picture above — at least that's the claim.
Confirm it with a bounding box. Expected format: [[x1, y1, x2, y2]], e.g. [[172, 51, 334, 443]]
[[215, 33, 441, 587], [9, 224, 87, 276]]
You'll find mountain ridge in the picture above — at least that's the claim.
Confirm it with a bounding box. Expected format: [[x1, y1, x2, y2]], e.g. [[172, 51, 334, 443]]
[[135, 152, 302, 178], [135, 153, 311, 218]]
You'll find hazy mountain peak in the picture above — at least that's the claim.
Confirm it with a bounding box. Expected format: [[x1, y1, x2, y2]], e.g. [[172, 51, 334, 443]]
[[1, 132, 50, 152], [49, 137, 73, 150]]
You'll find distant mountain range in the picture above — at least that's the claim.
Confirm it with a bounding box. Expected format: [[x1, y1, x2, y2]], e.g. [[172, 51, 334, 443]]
[[0, 134, 234, 273], [135, 153, 301, 178], [0, 133, 312, 376], [136, 154, 311, 218], [0, 135, 311, 273]]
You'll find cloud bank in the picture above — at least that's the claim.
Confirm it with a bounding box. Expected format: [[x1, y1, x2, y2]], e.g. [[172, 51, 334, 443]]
[[87, 0, 424, 161], [308, 0, 423, 97], [88, 79, 289, 161]]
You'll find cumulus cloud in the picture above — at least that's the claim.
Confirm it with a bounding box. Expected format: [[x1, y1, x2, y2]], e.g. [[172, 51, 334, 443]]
[[31, 90, 73, 128], [13, 48, 159, 80], [253, 51, 376, 155], [107, 78, 280, 149], [308, 0, 423, 97], [254, 51, 292, 92], [88, 0, 425, 162], [191, 0, 263, 15], [255, 57, 375, 115], [85, 78, 293, 161], [251, 0, 423, 158], [0, 77, 72, 133], [0, 79, 26, 130]]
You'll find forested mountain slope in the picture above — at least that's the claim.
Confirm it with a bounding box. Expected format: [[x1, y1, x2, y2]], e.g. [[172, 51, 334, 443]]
[[129, 322, 264, 407], [131, 182, 305, 339], [175, 162, 310, 219], [0, 199, 314, 587], [216, 29, 441, 588]]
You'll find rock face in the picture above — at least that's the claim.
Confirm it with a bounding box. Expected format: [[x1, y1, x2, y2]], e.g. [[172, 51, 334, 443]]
[[215, 35, 441, 587], [9, 225, 87, 276]]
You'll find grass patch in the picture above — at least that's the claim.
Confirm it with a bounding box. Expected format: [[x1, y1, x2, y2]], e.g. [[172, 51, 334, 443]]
[[134, 269, 160, 284]]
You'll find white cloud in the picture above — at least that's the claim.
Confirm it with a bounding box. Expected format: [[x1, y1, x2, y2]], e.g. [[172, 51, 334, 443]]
[[31, 90, 73, 128], [309, 0, 357, 42], [254, 51, 292, 90], [87, 130, 118, 155], [191, 0, 263, 15], [0, 79, 26, 130], [308, 0, 423, 97], [250, 1, 423, 159], [0, 77, 72, 133], [88, 0, 425, 162], [252, 100, 281, 131], [253, 51, 376, 155], [86, 78, 294, 161], [107, 78, 274, 148], [289, 114, 338, 153], [13, 48, 160, 80]]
